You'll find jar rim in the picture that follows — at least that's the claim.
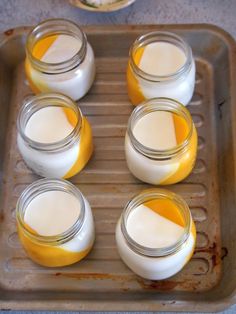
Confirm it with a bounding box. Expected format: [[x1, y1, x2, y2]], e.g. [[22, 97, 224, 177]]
[[127, 97, 193, 160], [121, 188, 191, 257], [26, 18, 87, 74], [129, 31, 193, 82], [16, 178, 86, 245], [17, 93, 82, 152]]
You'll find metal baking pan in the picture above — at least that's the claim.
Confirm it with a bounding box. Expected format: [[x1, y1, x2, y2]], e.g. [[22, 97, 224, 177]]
[[0, 24, 235, 312]]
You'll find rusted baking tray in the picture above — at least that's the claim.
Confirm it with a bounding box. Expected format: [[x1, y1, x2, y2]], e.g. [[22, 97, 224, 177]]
[[0, 24, 236, 312]]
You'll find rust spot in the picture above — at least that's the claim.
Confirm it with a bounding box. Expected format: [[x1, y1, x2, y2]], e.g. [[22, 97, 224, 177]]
[[211, 254, 217, 266], [55, 272, 133, 282], [194, 241, 221, 269], [4, 29, 14, 36], [0, 213, 4, 222], [55, 272, 61, 276], [221, 247, 228, 260], [137, 278, 181, 291]]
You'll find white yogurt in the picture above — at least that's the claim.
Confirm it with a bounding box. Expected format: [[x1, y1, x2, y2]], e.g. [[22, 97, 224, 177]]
[[24, 190, 80, 236], [115, 190, 196, 280], [139, 42, 186, 76]]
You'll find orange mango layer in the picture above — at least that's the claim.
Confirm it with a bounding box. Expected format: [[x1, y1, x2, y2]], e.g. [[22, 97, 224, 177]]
[[160, 114, 197, 185], [25, 35, 58, 94], [64, 116, 93, 179], [127, 46, 145, 105], [18, 223, 91, 267], [144, 198, 185, 227]]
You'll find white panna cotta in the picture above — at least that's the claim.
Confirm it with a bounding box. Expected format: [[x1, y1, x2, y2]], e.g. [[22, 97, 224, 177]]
[[16, 179, 95, 267], [25, 19, 95, 101], [127, 32, 195, 106], [17, 93, 93, 179], [116, 189, 196, 280]]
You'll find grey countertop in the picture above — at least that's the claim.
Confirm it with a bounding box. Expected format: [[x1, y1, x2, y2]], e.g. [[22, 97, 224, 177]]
[[0, 0, 236, 313]]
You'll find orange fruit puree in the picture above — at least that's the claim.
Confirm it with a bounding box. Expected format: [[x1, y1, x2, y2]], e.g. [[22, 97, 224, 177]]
[[18, 223, 91, 267], [127, 46, 145, 105], [160, 113, 197, 185], [144, 198, 185, 227], [25, 35, 58, 94], [64, 116, 93, 179]]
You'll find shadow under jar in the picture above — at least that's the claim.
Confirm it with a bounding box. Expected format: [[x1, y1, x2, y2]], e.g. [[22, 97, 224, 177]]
[[25, 18, 96, 101], [16, 179, 95, 267], [125, 98, 198, 185], [116, 188, 196, 280], [127, 31, 195, 106], [17, 93, 93, 179]]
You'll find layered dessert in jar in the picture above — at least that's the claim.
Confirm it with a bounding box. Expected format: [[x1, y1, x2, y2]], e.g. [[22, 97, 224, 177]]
[[116, 189, 196, 280], [25, 19, 95, 101], [127, 31, 195, 106], [17, 93, 93, 179], [16, 179, 95, 267], [125, 98, 198, 185]]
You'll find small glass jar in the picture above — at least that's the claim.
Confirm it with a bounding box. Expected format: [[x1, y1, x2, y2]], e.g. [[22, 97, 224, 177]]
[[25, 18, 95, 101], [16, 179, 95, 267], [17, 93, 93, 179], [125, 98, 198, 185], [116, 189, 196, 280], [127, 31, 195, 106]]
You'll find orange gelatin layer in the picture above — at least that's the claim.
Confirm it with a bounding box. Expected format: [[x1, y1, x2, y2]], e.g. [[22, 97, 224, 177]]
[[127, 46, 145, 105], [25, 35, 58, 94], [64, 117, 93, 179], [160, 113, 197, 185], [18, 225, 91, 267], [32, 35, 58, 60], [184, 222, 197, 266], [144, 198, 185, 227]]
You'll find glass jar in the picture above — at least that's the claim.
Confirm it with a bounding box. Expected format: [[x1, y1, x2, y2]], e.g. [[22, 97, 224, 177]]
[[127, 31, 195, 106], [16, 179, 95, 267], [116, 188, 196, 280], [25, 18, 95, 101], [125, 98, 198, 185], [17, 93, 93, 179]]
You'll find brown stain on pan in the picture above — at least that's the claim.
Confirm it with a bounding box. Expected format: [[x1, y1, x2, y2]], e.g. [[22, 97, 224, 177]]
[[54, 272, 134, 282], [195, 242, 221, 268], [0, 213, 4, 222], [4, 29, 14, 36], [136, 278, 182, 291], [221, 247, 228, 260]]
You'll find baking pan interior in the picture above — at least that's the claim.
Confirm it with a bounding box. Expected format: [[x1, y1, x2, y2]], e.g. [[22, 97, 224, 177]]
[[0, 25, 236, 312]]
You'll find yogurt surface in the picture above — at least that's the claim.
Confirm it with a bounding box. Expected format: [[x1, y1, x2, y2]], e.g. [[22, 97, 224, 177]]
[[24, 190, 81, 236], [138, 42, 186, 76], [25, 106, 74, 144]]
